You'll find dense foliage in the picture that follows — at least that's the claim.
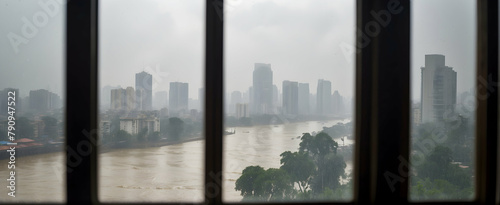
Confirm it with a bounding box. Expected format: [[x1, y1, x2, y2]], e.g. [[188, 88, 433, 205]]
[[235, 132, 350, 202]]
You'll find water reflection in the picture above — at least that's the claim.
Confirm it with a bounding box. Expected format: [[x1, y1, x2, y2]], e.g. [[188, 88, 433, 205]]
[[0, 119, 352, 202]]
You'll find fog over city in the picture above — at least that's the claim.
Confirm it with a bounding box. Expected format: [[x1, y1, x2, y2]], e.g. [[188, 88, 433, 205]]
[[0, 0, 475, 102], [0, 0, 480, 203]]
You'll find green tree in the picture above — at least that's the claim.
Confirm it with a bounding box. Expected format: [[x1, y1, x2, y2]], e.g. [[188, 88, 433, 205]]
[[235, 166, 265, 199], [137, 127, 148, 142], [167, 117, 184, 141], [16, 117, 34, 139], [235, 166, 295, 202], [299, 132, 338, 160], [148, 131, 160, 142], [279, 151, 315, 193], [411, 178, 473, 200], [42, 116, 58, 140], [417, 145, 471, 188], [412, 145, 473, 200], [160, 118, 169, 136], [236, 132, 349, 201], [299, 132, 344, 194], [253, 168, 294, 201], [115, 130, 132, 143], [312, 153, 346, 192]]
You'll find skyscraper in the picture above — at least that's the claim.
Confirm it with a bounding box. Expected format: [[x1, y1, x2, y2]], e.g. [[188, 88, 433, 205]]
[[316, 79, 332, 115], [29, 89, 60, 112], [198, 88, 204, 111], [230, 91, 242, 115], [111, 87, 135, 111], [252, 63, 273, 114], [332, 90, 344, 116], [298, 83, 310, 115], [153, 91, 168, 110], [282, 81, 298, 115], [169, 82, 189, 115], [420, 54, 457, 123], [236, 103, 250, 119], [135, 71, 153, 111], [273, 84, 279, 113]]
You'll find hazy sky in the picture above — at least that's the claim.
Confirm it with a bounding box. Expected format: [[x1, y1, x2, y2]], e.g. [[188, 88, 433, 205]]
[[0, 0, 475, 102]]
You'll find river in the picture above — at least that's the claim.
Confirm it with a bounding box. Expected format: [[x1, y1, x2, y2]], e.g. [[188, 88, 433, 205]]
[[0, 119, 353, 203]]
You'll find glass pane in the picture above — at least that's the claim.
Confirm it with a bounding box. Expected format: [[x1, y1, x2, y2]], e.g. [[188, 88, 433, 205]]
[[0, 0, 66, 203], [98, 0, 204, 202], [223, 0, 355, 202], [410, 0, 476, 201]]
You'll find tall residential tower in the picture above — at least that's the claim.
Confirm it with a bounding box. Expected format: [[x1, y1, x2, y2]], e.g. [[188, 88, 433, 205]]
[[316, 79, 332, 115], [135, 71, 153, 110], [420, 54, 457, 123], [252, 63, 273, 114], [169, 82, 189, 115]]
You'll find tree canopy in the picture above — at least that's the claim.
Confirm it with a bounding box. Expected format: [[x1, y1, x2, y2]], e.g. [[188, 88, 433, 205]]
[[235, 132, 348, 202]]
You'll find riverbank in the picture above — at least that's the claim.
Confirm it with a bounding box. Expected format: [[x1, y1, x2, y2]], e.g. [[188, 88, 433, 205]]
[[225, 114, 351, 127], [99, 136, 205, 154], [2, 118, 352, 159]]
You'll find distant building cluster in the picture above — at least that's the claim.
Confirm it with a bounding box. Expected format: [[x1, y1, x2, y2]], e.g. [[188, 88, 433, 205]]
[[227, 63, 349, 119], [105, 71, 194, 117], [99, 71, 201, 137], [2, 54, 458, 141]]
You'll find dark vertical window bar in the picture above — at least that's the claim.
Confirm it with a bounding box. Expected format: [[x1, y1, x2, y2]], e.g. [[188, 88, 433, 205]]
[[355, 0, 410, 204], [475, 0, 498, 204], [205, 0, 224, 204], [66, 0, 99, 203], [373, 0, 410, 203], [354, 0, 375, 203]]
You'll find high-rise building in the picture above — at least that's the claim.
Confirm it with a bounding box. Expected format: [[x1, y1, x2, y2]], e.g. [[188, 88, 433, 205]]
[[135, 71, 153, 110], [282, 81, 298, 115], [198, 88, 204, 111], [110, 87, 135, 111], [298, 83, 309, 115], [241, 89, 249, 103], [169, 82, 189, 115], [316, 79, 332, 115], [101, 85, 120, 110], [248, 86, 253, 107], [309, 93, 316, 114], [230, 91, 242, 115], [236, 103, 250, 119], [420, 54, 457, 123], [252, 63, 273, 114], [273, 84, 279, 113], [29, 89, 60, 112], [153, 91, 168, 110], [332, 90, 344, 116]]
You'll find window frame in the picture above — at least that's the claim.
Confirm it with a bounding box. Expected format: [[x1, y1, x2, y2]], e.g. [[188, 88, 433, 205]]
[[60, 0, 499, 204]]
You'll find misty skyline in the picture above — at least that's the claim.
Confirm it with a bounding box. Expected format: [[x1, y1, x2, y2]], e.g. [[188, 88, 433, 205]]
[[0, 0, 475, 103]]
